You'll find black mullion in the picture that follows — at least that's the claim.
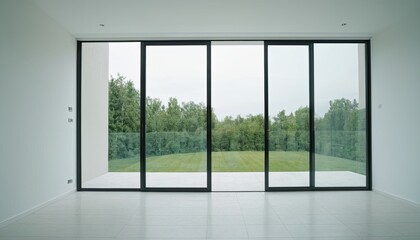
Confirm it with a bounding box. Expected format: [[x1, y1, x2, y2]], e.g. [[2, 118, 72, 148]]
[[77, 188, 141, 192], [142, 188, 209, 192], [365, 41, 372, 190], [309, 43, 315, 188], [266, 186, 368, 191], [144, 41, 209, 46], [264, 42, 269, 191], [312, 40, 368, 44], [76, 41, 82, 191], [265, 40, 311, 45], [207, 42, 212, 191], [140, 42, 146, 189]]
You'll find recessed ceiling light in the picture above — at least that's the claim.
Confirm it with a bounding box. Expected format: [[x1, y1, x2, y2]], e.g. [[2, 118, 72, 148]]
[[341, 23, 347, 26], [99, 24, 105, 27]]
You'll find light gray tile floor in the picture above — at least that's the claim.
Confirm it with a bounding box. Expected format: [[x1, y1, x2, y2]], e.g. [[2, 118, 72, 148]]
[[1, 191, 419, 239]]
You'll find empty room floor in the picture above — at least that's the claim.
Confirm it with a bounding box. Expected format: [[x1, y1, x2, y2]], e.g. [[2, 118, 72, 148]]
[[1, 191, 420, 239]]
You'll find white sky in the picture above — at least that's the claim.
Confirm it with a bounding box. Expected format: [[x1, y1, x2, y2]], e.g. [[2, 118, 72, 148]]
[[314, 44, 362, 117], [109, 42, 363, 119], [212, 43, 264, 119], [109, 42, 140, 87], [146, 45, 207, 105], [268, 45, 309, 117]]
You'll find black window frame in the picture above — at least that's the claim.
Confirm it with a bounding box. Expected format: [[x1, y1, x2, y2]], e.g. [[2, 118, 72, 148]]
[[141, 41, 212, 192], [77, 39, 371, 192], [265, 40, 371, 191]]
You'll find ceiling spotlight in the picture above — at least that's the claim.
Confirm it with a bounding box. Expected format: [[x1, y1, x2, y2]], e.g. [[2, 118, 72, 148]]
[[341, 23, 347, 26], [99, 24, 105, 27]]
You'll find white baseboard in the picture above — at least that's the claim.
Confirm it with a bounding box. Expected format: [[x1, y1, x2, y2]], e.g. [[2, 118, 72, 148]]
[[373, 189, 420, 206], [0, 188, 76, 228]]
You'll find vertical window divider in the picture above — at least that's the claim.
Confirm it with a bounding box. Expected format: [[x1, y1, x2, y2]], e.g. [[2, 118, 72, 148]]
[[264, 41, 269, 191], [76, 41, 82, 191], [366, 41, 372, 190], [140, 42, 146, 190], [207, 41, 212, 192], [309, 43, 315, 188]]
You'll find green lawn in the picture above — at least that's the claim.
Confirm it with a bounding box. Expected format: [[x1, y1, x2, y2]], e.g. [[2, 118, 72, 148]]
[[109, 151, 366, 175]]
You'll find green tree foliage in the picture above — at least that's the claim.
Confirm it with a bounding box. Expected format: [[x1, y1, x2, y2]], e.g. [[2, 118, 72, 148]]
[[109, 74, 140, 133], [269, 107, 309, 152], [212, 115, 264, 152], [108, 75, 140, 159], [108, 75, 366, 163], [144, 98, 207, 157], [315, 98, 366, 162]]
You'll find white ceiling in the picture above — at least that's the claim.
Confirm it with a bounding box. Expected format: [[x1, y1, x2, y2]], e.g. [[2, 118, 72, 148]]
[[32, 0, 420, 40]]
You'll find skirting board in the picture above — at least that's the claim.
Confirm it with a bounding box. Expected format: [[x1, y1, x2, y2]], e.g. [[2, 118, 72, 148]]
[[0, 188, 76, 228], [373, 189, 420, 206]]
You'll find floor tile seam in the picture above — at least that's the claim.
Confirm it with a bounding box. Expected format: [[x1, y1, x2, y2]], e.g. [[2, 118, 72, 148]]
[[334, 213, 357, 226], [284, 223, 350, 227], [244, 222, 293, 238], [124, 224, 208, 226], [339, 222, 402, 238], [282, 221, 347, 226], [12, 221, 132, 226], [206, 214, 245, 225], [387, 223, 420, 237], [239, 199, 294, 238], [285, 223, 361, 236], [236, 192, 251, 239], [34, 212, 136, 218], [390, 220, 420, 223], [0, 222, 128, 227], [238, 200, 277, 209], [114, 223, 129, 238], [130, 214, 208, 218], [269, 204, 288, 225], [0, 232, 51, 238], [0, 230, 122, 238], [116, 225, 209, 238]]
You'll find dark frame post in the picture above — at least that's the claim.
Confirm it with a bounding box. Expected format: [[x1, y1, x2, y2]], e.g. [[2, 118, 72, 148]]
[[207, 42, 212, 191], [76, 41, 82, 191], [309, 43, 315, 187], [140, 42, 146, 190], [264, 42, 269, 191]]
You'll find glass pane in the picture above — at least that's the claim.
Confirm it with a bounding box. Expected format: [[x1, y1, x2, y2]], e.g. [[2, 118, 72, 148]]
[[81, 42, 141, 189], [145, 45, 207, 188], [314, 43, 367, 187], [268, 45, 310, 187], [211, 42, 264, 191]]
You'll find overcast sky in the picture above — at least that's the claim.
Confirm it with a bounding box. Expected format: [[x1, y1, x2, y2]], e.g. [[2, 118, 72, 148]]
[[109, 42, 363, 119]]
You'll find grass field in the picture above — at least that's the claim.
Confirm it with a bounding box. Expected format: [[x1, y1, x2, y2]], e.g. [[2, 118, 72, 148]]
[[109, 151, 366, 175]]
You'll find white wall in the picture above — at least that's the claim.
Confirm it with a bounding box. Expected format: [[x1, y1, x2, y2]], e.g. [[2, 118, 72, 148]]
[[81, 43, 109, 183], [371, 10, 420, 204], [0, 0, 76, 223]]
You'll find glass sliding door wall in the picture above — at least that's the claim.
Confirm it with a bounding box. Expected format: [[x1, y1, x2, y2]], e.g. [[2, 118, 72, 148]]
[[77, 40, 370, 191]]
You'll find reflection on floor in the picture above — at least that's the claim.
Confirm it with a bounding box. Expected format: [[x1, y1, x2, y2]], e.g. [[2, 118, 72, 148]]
[[83, 171, 366, 190], [1, 191, 420, 239]]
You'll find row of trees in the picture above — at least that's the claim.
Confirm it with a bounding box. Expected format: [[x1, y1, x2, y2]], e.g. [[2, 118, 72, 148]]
[[108, 75, 366, 162]]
